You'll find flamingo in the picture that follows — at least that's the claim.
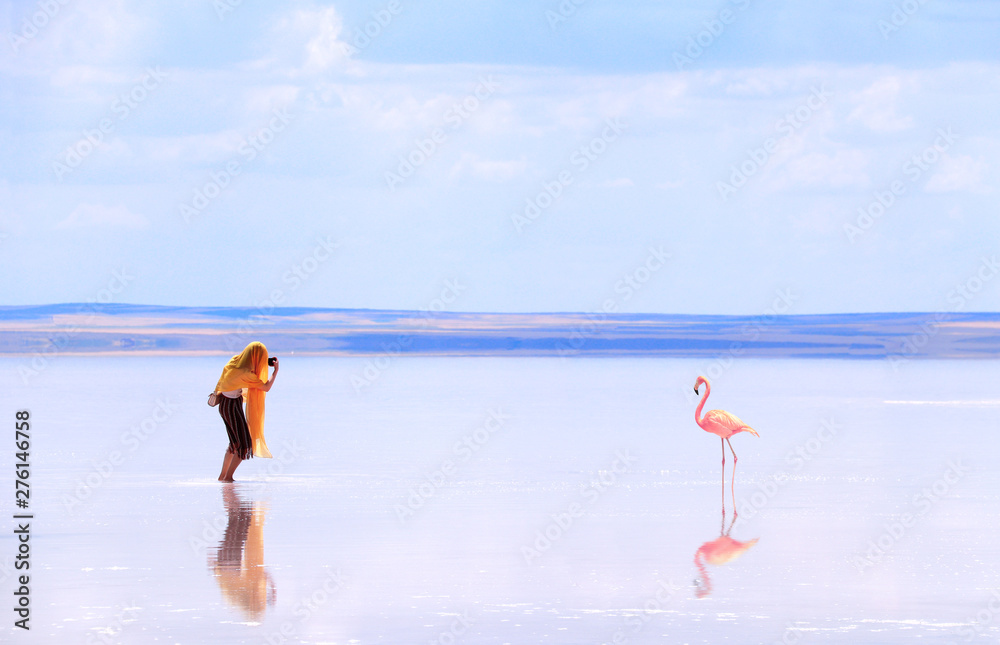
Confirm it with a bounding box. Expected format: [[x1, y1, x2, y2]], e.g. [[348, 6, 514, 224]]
[[693, 375, 759, 475]]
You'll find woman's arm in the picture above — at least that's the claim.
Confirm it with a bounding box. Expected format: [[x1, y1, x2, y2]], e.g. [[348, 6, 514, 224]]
[[257, 358, 279, 392]]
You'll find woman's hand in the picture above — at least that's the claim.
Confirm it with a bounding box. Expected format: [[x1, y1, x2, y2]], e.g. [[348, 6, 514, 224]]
[[261, 358, 278, 392]]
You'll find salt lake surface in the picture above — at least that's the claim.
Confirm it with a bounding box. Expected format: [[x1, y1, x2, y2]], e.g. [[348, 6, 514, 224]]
[[2, 355, 999, 643]]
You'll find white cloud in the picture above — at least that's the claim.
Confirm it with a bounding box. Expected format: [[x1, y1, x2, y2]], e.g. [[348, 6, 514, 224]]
[[344, 86, 457, 133], [449, 153, 527, 182], [2, 0, 149, 73], [269, 6, 352, 75], [924, 154, 990, 193], [48, 65, 133, 88], [302, 8, 349, 71], [135, 131, 244, 164], [848, 75, 914, 133], [243, 85, 301, 115], [55, 204, 148, 230], [724, 74, 789, 97], [768, 149, 870, 190]]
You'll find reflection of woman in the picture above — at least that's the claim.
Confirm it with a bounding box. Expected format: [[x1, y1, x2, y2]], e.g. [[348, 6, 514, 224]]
[[214, 342, 278, 481], [209, 487, 276, 620]]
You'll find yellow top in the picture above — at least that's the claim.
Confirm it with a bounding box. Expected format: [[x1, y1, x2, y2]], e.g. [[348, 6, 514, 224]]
[[214, 341, 272, 458]]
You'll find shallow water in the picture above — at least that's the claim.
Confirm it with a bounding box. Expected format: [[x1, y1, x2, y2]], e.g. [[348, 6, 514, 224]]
[[3, 356, 999, 643]]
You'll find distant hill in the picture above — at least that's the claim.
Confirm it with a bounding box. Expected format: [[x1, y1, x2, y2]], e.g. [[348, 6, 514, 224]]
[[1, 303, 998, 360]]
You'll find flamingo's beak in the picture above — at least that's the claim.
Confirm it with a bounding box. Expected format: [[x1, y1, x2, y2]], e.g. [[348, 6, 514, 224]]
[[693, 386, 699, 394]]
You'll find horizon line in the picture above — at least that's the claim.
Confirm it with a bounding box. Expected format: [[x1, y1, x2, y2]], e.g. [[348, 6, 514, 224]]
[[1, 302, 998, 319]]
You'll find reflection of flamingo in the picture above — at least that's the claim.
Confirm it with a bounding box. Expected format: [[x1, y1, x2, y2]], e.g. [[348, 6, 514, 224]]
[[694, 376, 759, 509], [693, 509, 759, 598]]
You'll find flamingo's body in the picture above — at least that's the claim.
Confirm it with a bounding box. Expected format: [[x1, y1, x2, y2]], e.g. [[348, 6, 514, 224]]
[[693, 376, 759, 467], [698, 408, 754, 440], [697, 536, 759, 567]]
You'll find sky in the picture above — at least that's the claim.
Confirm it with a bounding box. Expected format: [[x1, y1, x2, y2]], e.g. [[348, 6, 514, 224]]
[[0, 0, 999, 314]]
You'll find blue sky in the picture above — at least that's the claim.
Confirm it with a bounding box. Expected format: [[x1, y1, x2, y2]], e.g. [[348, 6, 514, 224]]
[[1, 0, 998, 314]]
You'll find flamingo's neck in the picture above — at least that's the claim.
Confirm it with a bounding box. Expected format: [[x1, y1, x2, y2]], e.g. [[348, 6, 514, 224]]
[[695, 381, 710, 427], [693, 548, 712, 598]]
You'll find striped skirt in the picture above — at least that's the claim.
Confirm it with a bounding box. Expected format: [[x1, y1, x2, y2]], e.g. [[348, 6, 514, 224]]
[[218, 395, 253, 460]]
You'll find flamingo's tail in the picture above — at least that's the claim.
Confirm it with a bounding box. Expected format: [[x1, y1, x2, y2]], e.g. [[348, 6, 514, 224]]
[[744, 426, 760, 438]]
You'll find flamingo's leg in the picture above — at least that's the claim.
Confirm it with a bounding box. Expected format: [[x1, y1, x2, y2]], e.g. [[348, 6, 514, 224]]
[[726, 438, 738, 513], [720, 438, 725, 516], [730, 455, 736, 513]]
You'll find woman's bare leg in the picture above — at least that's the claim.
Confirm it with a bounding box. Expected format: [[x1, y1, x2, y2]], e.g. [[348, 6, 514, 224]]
[[223, 454, 243, 481], [219, 450, 233, 482]]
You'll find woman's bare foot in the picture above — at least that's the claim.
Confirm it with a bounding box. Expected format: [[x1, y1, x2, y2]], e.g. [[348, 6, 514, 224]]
[[223, 454, 244, 481], [219, 451, 236, 481]]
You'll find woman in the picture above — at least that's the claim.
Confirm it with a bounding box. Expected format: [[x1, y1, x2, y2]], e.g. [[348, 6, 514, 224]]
[[214, 341, 279, 482]]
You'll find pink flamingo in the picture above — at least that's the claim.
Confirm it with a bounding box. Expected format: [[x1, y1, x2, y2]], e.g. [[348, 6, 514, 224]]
[[694, 376, 759, 503]]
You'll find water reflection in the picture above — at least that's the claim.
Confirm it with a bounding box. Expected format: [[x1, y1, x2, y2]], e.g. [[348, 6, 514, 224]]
[[208, 486, 276, 621], [693, 471, 759, 598]]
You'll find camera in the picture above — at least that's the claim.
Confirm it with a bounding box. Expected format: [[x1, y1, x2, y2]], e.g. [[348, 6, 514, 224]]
[[268, 357, 277, 366]]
